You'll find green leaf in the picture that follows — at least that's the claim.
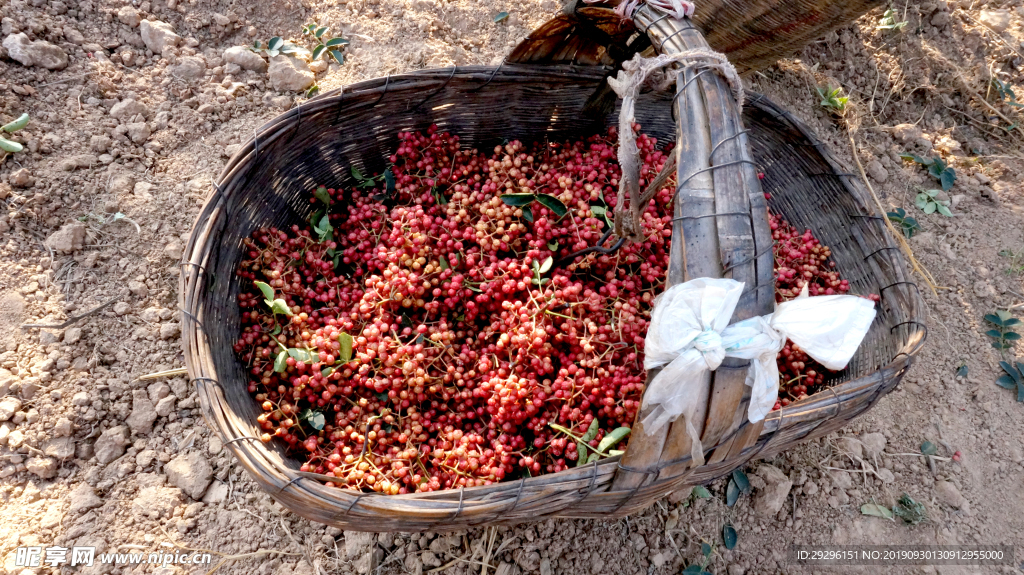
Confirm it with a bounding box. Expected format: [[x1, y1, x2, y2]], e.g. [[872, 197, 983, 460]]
[[383, 168, 395, 193], [325, 37, 349, 47], [1004, 318, 1021, 326], [996, 375, 1017, 389], [920, 441, 938, 456], [985, 313, 1004, 326], [892, 493, 927, 524], [312, 44, 326, 61], [1018, 380, 1024, 402], [940, 168, 956, 191], [494, 10, 509, 22], [732, 469, 751, 493], [522, 205, 533, 223], [683, 565, 702, 574], [701, 542, 712, 557], [314, 186, 331, 205], [288, 348, 313, 363], [722, 524, 738, 550], [692, 485, 712, 499], [923, 202, 937, 215], [315, 26, 327, 39], [900, 153, 927, 165], [956, 364, 968, 378], [535, 194, 568, 218], [270, 299, 294, 316], [1, 113, 29, 133], [268, 36, 283, 50], [314, 214, 333, 241], [860, 502, 895, 520], [538, 256, 553, 274], [274, 350, 288, 373], [1003, 332, 1021, 340], [329, 50, 344, 65], [1001, 361, 1022, 384], [338, 332, 353, 364], [266, 49, 279, 57], [321, 366, 335, 378], [936, 203, 953, 217], [586, 452, 600, 464], [726, 478, 740, 507], [915, 194, 929, 210], [439, 255, 449, 271], [300, 408, 326, 430], [591, 205, 607, 217], [997, 309, 1014, 322], [271, 324, 282, 336], [500, 193, 535, 207], [0, 137, 23, 153], [985, 329, 1003, 339], [596, 427, 630, 452], [608, 449, 624, 456], [581, 419, 600, 442], [547, 241, 559, 251], [255, 281, 275, 301], [575, 441, 587, 467]]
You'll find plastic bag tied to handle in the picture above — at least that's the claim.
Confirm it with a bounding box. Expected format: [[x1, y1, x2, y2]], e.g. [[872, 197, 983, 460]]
[[641, 278, 877, 466]]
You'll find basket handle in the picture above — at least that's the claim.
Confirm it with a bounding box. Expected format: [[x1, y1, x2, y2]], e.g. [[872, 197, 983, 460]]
[[601, 5, 776, 492]]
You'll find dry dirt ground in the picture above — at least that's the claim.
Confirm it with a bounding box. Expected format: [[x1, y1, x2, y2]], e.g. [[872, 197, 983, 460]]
[[1, 0, 1024, 574]]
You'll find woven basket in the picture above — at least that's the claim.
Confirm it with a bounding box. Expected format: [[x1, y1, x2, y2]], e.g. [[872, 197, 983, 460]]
[[180, 9, 924, 531], [511, 0, 885, 73]]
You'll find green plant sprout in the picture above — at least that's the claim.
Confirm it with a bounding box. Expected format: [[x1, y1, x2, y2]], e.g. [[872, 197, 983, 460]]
[[876, 7, 908, 32], [0, 113, 29, 157], [984, 309, 1020, 355], [914, 189, 953, 217], [302, 22, 349, 64], [887, 208, 920, 238], [250, 36, 305, 58], [900, 153, 957, 191], [817, 86, 848, 114]]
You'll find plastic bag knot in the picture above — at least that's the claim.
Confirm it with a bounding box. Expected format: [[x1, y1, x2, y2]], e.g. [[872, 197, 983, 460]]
[[693, 329, 724, 370]]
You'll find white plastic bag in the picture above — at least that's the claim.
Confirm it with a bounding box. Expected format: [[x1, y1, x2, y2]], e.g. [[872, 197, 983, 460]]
[[640, 278, 877, 466]]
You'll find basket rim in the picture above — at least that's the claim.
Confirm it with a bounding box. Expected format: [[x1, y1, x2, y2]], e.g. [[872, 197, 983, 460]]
[[179, 63, 925, 527]]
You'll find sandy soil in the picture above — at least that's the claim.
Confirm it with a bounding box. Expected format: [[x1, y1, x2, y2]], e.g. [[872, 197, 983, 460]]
[[1, 0, 1023, 574]]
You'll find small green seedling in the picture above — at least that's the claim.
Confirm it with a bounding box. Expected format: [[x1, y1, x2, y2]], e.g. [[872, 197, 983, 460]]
[[725, 468, 750, 507], [887, 208, 920, 238], [680, 485, 712, 509], [991, 78, 1024, 109], [0, 113, 29, 156], [876, 7, 908, 32], [817, 86, 848, 114], [892, 493, 927, 524], [302, 22, 349, 64], [984, 309, 1020, 353], [900, 153, 957, 191], [914, 189, 953, 217], [499, 193, 568, 223], [996, 361, 1024, 402], [250, 36, 304, 58], [682, 540, 716, 575]]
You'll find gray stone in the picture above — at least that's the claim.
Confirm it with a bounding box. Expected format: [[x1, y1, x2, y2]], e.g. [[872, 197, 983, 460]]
[[345, 531, 374, 559], [165, 452, 213, 499], [837, 436, 864, 458], [132, 485, 184, 518], [0, 369, 15, 396], [148, 382, 171, 402], [979, 9, 1011, 33], [0, 397, 21, 421], [128, 280, 149, 298], [861, 432, 887, 458], [43, 437, 75, 459], [830, 470, 854, 490], [90, 135, 111, 152], [69, 484, 102, 513], [223, 46, 266, 71], [64, 327, 83, 345], [877, 468, 895, 484], [118, 6, 142, 27], [110, 98, 150, 121], [10, 168, 34, 188], [59, 154, 98, 171], [44, 222, 87, 253], [159, 322, 180, 340], [892, 124, 922, 143], [934, 481, 966, 508], [126, 122, 151, 144], [973, 280, 996, 299], [2, 33, 68, 69], [930, 11, 950, 26], [94, 425, 129, 464], [55, 417, 74, 437], [126, 390, 158, 434], [140, 20, 180, 55], [865, 160, 888, 183], [753, 464, 792, 516], [172, 56, 205, 79], [164, 239, 183, 260], [136, 449, 157, 467], [268, 55, 314, 92], [26, 456, 57, 478], [154, 395, 175, 417], [201, 481, 228, 504]]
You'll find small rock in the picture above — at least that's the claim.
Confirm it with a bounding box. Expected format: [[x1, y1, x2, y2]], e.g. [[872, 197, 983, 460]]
[[43, 437, 75, 459], [132, 485, 184, 518], [754, 464, 793, 516], [140, 20, 181, 55], [71, 390, 90, 406], [0, 369, 14, 395], [113, 302, 131, 316], [2, 33, 68, 69], [59, 154, 98, 171], [892, 124, 923, 142], [0, 397, 22, 421], [268, 55, 314, 92], [134, 181, 155, 201], [164, 239, 184, 260], [154, 395, 175, 417], [108, 174, 136, 196], [540, 558, 553, 575], [309, 59, 328, 74], [973, 280, 996, 299], [861, 432, 886, 458], [10, 168, 34, 188], [934, 481, 966, 508], [94, 425, 129, 464], [118, 6, 142, 27], [63, 26, 84, 45], [223, 46, 267, 71], [201, 481, 228, 504], [136, 449, 157, 467], [69, 484, 103, 513], [128, 280, 150, 298], [930, 11, 950, 26], [196, 103, 217, 114], [172, 56, 205, 79], [877, 469, 895, 484], [64, 327, 83, 345], [90, 135, 112, 152], [979, 9, 1011, 33], [165, 452, 213, 499], [55, 417, 74, 437], [514, 550, 541, 572], [26, 456, 57, 478], [208, 435, 222, 455], [110, 98, 150, 121], [344, 531, 374, 559], [838, 437, 864, 458], [159, 323, 180, 340], [421, 551, 441, 568], [126, 390, 158, 435], [865, 160, 888, 183], [831, 470, 854, 490], [126, 122, 151, 144], [148, 382, 171, 402], [44, 222, 87, 253]]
